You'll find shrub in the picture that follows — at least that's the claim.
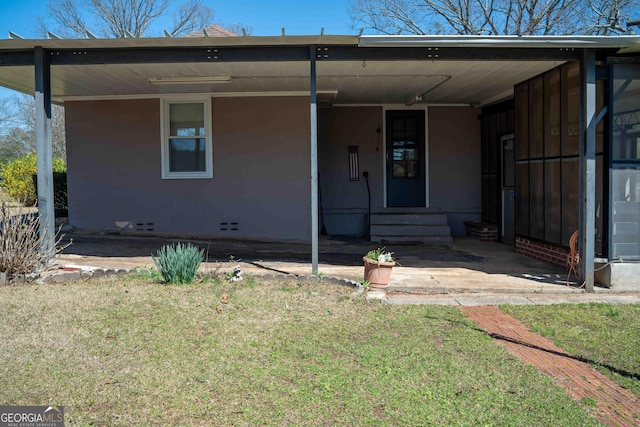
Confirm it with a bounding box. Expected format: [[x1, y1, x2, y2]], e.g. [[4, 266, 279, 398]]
[[0, 203, 70, 278], [0, 152, 66, 206], [152, 243, 204, 284]]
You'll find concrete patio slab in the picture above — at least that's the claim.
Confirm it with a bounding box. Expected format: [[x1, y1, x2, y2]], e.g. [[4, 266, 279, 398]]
[[49, 232, 639, 305]]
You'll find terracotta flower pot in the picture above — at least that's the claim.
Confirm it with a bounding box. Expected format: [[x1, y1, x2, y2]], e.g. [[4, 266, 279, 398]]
[[363, 257, 395, 289]]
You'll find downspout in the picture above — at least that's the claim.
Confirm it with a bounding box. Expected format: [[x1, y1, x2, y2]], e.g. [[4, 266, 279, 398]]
[[34, 46, 55, 260], [310, 46, 319, 275], [364, 171, 371, 239]]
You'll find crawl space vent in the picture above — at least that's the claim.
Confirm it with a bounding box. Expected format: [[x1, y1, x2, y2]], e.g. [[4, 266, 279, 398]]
[[136, 222, 155, 231], [220, 222, 239, 232]]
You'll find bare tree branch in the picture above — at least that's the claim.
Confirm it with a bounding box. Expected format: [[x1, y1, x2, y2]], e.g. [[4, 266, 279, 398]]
[[46, 0, 90, 38], [169, 0, 214, 36], [5, 95, 66, 160], [41, 0, 217, 38], [350, 0, 639, 35]]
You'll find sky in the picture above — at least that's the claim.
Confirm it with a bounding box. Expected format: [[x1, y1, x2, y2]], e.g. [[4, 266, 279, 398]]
[[0, 0, 354, 39], [0, 0, 353, 99]]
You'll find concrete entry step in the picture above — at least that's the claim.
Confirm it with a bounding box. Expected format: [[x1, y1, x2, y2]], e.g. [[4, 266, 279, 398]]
[[371, 235, 454, 244], [370, 213, 448, 226], [370, 212, 453, 244], [371, 224, 451, 236]]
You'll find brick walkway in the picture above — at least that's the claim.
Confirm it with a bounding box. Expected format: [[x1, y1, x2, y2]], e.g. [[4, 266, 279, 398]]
[[462, 306, 640, 427]]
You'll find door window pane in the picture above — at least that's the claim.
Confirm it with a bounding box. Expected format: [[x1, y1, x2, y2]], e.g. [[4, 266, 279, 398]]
[[392, 118, 419, 178]]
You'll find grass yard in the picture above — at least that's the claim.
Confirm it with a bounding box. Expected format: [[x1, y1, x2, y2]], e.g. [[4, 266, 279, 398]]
[[0, 275, 603, 426], [502, 303, 640, 398]]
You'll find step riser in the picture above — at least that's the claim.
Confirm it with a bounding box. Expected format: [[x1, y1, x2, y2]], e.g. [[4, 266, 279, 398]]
[[369, 212, 453, 244], [370, 225, 451, 236], [371, 235, 453, 244], [370, 214, 448, 226]]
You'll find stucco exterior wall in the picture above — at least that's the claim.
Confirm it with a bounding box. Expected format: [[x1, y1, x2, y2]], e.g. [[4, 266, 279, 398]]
[[428, 106, 482, 235], [65, 96, 311, 240], [318, 106, 383, 235]]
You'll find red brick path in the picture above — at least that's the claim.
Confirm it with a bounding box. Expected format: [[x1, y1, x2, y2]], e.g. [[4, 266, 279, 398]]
[[462, 306, 640, 427]]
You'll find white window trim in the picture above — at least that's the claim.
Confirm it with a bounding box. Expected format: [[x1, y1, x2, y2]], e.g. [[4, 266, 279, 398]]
[[160, 96, 213, 179]]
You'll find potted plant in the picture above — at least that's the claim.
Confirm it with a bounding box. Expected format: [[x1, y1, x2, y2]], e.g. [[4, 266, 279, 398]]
[[363, 247, 395, 289]]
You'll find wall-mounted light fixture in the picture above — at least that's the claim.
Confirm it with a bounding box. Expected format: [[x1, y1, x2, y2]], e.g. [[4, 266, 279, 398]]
[[147, 76, 232, 85], [348, 146, 360, 181]]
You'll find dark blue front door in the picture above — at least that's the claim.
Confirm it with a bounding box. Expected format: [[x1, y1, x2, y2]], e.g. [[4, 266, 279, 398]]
[[386, 110, 426, 207]]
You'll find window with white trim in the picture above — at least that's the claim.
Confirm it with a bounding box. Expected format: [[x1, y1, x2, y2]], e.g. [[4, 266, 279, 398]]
[[161, 98, 212, 179]]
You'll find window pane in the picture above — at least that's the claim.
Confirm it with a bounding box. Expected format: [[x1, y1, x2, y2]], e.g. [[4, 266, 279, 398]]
[[544, 69, 561, 157], [169, 138, 206, 172], [596, 80, 606, 154], [514, 83, 529, 160], [170, 103, 205, 137], [561, 158, 579, 245], [481, 116, 489, 172], [612, 66, 640, 160], [611, 167, 640, 258], [516, 162, 529, 235], [544, 159, 561, 244], [482, 176, 490, 222], [529, 77, 544, 158], [561, 63, 580, 156], [489, 175, 498, 223], [488, 114, 497, 174], [596, 155, 604, 256], [530, 160, 544, 239]]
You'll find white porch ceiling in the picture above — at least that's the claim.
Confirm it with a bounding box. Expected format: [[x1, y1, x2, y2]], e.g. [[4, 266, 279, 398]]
[[1, 33, 637, 107], [0, 59, 562, 107]]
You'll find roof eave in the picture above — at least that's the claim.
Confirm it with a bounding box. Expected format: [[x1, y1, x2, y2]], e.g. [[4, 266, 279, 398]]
[[358, 35, 640, 50]]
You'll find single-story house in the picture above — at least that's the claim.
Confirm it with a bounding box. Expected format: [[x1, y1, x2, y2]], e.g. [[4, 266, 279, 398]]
[[0, 27, 638, 290]]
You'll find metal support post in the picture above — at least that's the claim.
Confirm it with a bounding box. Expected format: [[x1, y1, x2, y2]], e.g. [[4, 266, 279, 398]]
[[310, 47, 319, 275], [34, 46, 55, 260], [580, 50, 596, 292]]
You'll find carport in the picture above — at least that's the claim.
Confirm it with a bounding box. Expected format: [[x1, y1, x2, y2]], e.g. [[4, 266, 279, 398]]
[[0, 33, 639, 291]]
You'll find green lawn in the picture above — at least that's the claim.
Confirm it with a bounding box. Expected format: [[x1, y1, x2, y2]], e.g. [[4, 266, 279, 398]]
[[502, 303, 640, 398], [0, 275, 603, 426]]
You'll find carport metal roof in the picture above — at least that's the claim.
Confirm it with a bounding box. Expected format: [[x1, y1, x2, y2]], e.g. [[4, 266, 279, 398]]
[[0, 34, 638, 106]]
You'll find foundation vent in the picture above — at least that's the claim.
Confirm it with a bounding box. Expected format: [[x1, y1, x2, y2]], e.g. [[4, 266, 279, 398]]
[[136, 222, 155, 231], [220, 222, 239, 231]]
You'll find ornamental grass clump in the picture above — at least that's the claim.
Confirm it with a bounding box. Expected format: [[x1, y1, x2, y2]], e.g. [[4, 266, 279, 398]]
[[152, 242, 204, 284]]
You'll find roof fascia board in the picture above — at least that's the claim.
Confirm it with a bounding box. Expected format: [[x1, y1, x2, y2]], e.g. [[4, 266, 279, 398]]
[[46, 45, 587, 65], [358, 35, 640, 49], [0, 35, 359, 49], [49, 45, 312, 65], [0, 37, 633, 67], [0, 50, 35, 66], [316, 45, 584, 61]]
